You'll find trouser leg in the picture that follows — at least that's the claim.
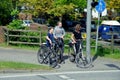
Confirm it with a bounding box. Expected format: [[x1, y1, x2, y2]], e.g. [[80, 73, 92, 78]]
[[60, 39, 64, 61], [75, 41, 80, 54]]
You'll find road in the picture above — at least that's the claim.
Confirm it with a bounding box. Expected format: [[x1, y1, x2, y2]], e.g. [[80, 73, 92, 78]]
[[0, 47, 39, 64], [0, 70, 120, 80], [0, 47, 120, 80], [0, 47, 120, 71]]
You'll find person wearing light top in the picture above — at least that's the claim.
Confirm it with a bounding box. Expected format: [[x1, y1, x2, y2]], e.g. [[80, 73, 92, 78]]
[[53, 21, 65, 63]]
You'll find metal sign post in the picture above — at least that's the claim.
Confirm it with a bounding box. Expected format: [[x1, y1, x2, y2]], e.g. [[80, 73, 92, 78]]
[[95, 0, 106, 53], [86, 0, 92, 63], [95, 13, 100, 53]]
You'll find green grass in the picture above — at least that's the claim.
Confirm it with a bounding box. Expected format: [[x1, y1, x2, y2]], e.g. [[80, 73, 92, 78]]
[[0, 61, 51, 70], [91, 46, 120, 60], [0, 43, 39, 51]]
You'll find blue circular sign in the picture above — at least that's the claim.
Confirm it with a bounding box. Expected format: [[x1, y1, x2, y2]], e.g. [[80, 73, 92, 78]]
[[95, 0, 106, 13]]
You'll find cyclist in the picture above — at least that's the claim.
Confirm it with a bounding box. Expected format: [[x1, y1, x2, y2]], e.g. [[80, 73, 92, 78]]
[[46, 27, 54, 48], [53, 21, 65, 62], [71, 24, 83, 54]]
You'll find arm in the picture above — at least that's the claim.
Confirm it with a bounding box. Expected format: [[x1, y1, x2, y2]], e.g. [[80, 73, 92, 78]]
[[46, 35, 52, 44], [61, 28, 65, 39], [71, 33, 76, 43], [53, 27, 57, 39]]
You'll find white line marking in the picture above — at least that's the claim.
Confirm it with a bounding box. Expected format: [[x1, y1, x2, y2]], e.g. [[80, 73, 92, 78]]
[[0, 70, 120, 79], [59, 75, 75, 80], [67, 79, 75, 80], [59, 75, 70, 79]]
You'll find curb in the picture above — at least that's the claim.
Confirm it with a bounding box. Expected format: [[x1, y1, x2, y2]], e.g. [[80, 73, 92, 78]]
[[0, 69, 53, 73]]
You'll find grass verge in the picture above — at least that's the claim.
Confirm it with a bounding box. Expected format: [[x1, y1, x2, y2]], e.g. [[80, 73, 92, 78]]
[[0, 61, 51, 70], [0, 43, 39, 51], [91, 46, 120, 60]]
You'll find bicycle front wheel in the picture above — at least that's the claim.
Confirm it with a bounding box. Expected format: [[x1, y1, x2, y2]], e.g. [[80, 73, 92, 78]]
[[56, 48, 63, 63], [75, 53, 87, 68]]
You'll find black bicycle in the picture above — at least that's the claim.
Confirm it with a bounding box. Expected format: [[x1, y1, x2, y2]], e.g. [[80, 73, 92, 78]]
[[68, 40, 92, 68], [37, 43, 58, 68], [55, 38, 64, 63]]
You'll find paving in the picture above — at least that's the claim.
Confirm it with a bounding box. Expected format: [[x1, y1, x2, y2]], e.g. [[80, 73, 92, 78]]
[[0, 47, 120, 73]]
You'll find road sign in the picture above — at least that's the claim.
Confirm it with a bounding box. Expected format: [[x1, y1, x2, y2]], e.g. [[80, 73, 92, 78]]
[[95, 0, 106, 13]]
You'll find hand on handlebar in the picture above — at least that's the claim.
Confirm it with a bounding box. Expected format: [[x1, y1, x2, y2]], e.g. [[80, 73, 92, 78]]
[[72, 41, 76, 44], [61, 36, 64, 39]]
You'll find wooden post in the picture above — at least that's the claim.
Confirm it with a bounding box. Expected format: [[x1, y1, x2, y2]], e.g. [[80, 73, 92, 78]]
[[111, 31, 114, 53], [39, 31, 41, 45], [7, 29, 9, 46]]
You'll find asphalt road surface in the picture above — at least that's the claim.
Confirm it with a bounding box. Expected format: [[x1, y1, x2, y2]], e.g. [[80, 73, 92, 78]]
[[0, 70, 120, 80], [0, 47, 120, 71], [0, 47, 120, 80]]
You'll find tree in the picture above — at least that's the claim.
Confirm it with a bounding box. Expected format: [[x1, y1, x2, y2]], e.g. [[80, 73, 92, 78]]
[[105, 0, 120, 20], [19, 0, 53, 17], [47, 0, 87, 21], [106, 0, 120, 10], [18, 0, 87, 21], [0, 0, 13, 25], [47, 3, 75, 21]]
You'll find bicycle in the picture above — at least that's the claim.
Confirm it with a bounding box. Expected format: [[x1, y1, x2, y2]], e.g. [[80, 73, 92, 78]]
[[55, 38, 64, 63], [68, 39, 92, 68], [37, 43, 58, 68]]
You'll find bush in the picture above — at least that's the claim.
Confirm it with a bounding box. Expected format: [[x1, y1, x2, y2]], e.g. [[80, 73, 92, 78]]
[[7, 20, 24, 30]]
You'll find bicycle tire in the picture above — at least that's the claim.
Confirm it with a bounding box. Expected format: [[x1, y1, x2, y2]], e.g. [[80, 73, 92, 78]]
[[75, 52, 87, 68], [56, 48, 63, 63], [82, 57, 93, 68], [37, 48, 44, 64], [49, 51, 58, 68]]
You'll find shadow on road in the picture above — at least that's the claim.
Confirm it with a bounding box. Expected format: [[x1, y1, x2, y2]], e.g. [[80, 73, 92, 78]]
[[63, 55, 69, 61], [105, 64, 120, 70], [92, 54, 98, 62]]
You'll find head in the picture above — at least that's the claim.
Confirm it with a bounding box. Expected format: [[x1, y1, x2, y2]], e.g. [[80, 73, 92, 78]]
[[75, 24, 81, 31], [57, 21, 62, 27], [48, 27, 54, 33]]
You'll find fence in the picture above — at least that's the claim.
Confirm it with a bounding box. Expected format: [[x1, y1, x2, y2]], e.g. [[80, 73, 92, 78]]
[[3, 28, 96, 48], [4, 28, 41, 46]]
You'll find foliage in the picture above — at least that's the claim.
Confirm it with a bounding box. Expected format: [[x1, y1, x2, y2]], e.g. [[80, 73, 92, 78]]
[[18, 0, 87, 21], [19, 0, 53, 16], [105, 0, 120, 20], [47, 0, 86, 20], [0, 0, 13, 25], [94, 46, 120, 59], [7, 20, 23, 30], [11, 9, 19, 16], [47, 3, 75, 17], [106, 0, 120, 10]]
